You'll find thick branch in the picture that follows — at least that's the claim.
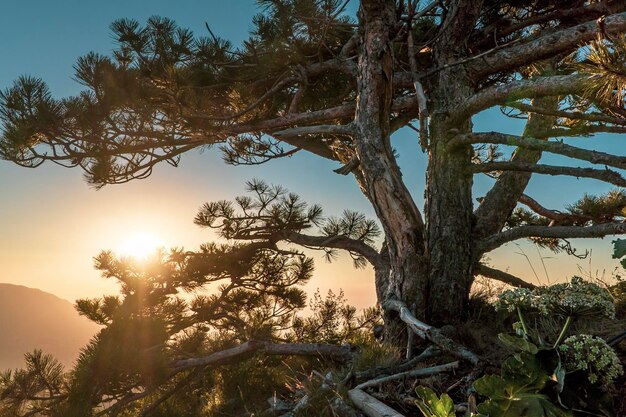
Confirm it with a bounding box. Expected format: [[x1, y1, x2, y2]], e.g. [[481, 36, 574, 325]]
[[282, 231, 384, 269], [172, 340, 353, 372], [518, 194, 564, 221], [473, 95, 558, 240], [348, 389, 405, 417], [518, 194, 593, 225], [477, 222, 626, 254], [382, 298, 482, 365], [474, 264, 536, 289], [474, 2, 618, 48], [472, 161, 626, 188], [470, 11, 626, 76], [455, 74, 590, 121], [452, 132, 626, 170]]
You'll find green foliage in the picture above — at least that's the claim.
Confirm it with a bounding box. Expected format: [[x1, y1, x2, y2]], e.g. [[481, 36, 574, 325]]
[[0, 351, 66, 417], [194, 179, 380, 268], [414, 387, 456, 417], [417, 278, 623, 417], [498, 333, 539, 354], [290, 289, 381, 344], [0, 0, 357, 185], [579, 35, 626, 107], [612, 238, 626, 270]]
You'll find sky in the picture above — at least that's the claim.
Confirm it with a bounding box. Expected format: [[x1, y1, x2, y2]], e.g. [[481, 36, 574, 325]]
[[0, 1, 623, 308]]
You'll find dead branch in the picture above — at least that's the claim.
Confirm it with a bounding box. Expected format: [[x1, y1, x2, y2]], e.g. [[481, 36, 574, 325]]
[[348, 388, 405, 417], [382, 299, 482, 365], [353, 346, 439, 384], [172, 340, 354, 372], [406, 0, 432, 151], [355, 361, 459, 390]]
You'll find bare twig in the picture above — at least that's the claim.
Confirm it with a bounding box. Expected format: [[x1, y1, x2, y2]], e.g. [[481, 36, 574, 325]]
[[355, 361, 459, 390]]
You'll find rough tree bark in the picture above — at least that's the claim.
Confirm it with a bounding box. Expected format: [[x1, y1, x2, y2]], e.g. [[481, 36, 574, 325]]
[[355, 0, 428, 342], [5, 0, 626, 351]]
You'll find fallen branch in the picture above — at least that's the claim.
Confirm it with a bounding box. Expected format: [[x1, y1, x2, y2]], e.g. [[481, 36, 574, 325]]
[[172, 340, 354, 372], [353, 346, 439, 384], [383, 299, 482, 365], [348, 388, 405, 417], [355, 361, 459, 390]]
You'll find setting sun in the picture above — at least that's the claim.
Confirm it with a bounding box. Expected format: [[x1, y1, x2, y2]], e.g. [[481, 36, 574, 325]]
[[118, 232, 163, 259]]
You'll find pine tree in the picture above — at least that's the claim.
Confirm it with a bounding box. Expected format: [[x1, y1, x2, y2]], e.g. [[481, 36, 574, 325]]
[[0, 192, 378, 415], [3, 0, 626, 342]]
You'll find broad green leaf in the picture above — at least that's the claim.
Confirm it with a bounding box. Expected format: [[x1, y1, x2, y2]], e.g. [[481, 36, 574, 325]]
[[415, 386, 456, 417], [474, 375, 572, 417], [499, 333, 539, 354], [501, 353, 549, 389], [612, 238, 626, 259]]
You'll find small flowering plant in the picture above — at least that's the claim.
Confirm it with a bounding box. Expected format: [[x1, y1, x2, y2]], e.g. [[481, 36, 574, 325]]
[[416, 277, 622, 417], [559, 334, 624, 386], [532, 276, 615, 319], [495, 276, 615, 347], [489, 276, 623, 415]]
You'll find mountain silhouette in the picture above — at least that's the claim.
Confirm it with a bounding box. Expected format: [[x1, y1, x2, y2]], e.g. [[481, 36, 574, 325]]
[[0, 283, 101, 371]]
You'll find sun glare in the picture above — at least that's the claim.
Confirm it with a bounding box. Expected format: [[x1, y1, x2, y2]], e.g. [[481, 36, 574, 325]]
[[118, 232, 163, 259]]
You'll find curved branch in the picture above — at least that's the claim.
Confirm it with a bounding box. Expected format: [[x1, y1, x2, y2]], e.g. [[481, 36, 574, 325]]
[[518, 194, 594, 225], [382, 298, 482, 365], [281, 231, 383, 269], [472, 161, 626, 188], [477, 222, 626, 254], [454, 74, 591, 121], [452, 132, 626, 170], [469, 11, 626, 77], [473, 2, 617, 48], [474, 264, 536, 289], [506, 102, 626, 125], [540, 125, 626, 138]]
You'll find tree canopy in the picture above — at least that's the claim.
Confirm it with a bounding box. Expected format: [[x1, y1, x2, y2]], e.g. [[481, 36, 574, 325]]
[[2, 1, 626, 414]]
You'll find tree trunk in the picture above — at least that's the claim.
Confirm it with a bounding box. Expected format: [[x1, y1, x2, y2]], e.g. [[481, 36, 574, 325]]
[[421, 1, 483, 325], [356, 1, 482, 340], [355, 0, 428, 345], [425, 73, 475, 325]]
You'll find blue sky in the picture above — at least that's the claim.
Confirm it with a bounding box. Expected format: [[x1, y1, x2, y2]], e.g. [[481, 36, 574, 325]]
[[0, 1, 621, 305]]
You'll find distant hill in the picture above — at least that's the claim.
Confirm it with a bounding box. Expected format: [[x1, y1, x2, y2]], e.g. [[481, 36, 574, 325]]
[[0, 283, 101, 371]]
